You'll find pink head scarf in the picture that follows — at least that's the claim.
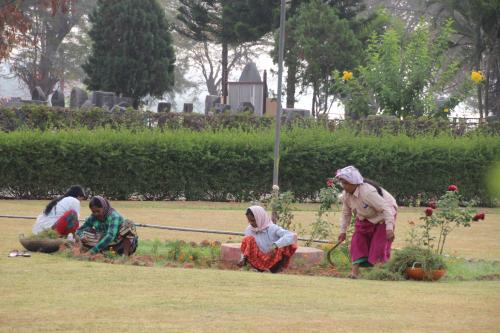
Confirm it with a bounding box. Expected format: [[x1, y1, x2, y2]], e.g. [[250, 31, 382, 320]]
[[248, 205, 273, 232], [335, 165, 364, 185]]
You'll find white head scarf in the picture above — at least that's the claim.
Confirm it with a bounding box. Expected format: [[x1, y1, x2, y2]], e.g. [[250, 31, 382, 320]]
[[248, 205, 273, 232], [335, 165, 364, 185]]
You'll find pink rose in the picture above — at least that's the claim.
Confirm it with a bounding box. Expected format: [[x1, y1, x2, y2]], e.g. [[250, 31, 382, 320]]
[[326, 178, 334, 188], [448, 184, 458, 191]]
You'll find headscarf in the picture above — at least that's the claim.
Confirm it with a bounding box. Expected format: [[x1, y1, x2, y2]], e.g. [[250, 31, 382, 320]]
[[91, 195, 116, 219], [248, 205, 273, 232], [335, 165, 364, 185]]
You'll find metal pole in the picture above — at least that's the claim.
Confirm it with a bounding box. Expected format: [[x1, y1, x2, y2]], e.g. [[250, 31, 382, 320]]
[[272, 0, 287, 187], [0, 215, 332, 244]]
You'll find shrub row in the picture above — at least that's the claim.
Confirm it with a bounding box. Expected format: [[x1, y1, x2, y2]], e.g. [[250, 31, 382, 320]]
[[0, 128, 498, 205], [1, 104, 499, 136]]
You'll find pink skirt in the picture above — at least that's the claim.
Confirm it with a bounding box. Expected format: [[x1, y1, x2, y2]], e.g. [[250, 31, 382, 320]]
[[350, 218, 393, 265]]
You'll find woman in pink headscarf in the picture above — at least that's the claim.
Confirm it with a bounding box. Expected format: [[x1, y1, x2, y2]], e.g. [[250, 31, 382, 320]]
[[335, 166, 398, 278], [238, 205, 297, 273]]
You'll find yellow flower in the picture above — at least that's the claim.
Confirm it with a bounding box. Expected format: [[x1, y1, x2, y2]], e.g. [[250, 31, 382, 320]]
[[342, 70, 353, 81], [443, 108, 449, 113], [189, 255, 194, 261], [471, 70, 484, 84]]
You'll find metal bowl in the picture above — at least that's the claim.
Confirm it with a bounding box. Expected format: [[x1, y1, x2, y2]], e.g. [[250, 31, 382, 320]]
[[19, 234, 66, 253]]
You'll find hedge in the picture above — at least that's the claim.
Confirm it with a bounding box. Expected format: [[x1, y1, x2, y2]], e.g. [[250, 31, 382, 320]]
[[0, 128, 498, 205], [1, 104, 499, 136]]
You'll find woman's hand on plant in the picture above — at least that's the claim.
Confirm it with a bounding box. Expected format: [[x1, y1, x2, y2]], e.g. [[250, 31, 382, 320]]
[[338, 233, 346, 243], [386, 230, 395, 242]]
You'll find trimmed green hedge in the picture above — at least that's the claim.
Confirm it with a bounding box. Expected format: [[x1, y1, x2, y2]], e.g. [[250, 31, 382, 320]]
[[1, 104, 499, 136], [0, 128, 498, 204]]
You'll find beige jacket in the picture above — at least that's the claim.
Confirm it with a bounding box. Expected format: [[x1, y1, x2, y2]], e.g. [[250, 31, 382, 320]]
[[339, 183, 397, 233]]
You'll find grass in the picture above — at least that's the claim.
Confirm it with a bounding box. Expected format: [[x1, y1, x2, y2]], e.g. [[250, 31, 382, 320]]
[[1, 200, 500, 332]]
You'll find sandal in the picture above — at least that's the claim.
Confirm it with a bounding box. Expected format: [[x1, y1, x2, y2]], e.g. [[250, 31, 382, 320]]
[[8, 250, 31, 257]]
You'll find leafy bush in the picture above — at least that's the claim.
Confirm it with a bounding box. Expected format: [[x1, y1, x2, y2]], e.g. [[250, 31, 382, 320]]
[[386, 246, 446, 276], [0, 128, 498, 204], [1, 104, 498, 135], [414, 186, 482, 254]]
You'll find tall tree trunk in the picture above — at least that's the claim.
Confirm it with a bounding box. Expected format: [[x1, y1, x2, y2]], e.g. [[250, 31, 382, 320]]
[[285, 0, 301, 109], [285, 56, 297, 108], [477, 85, 484, 121], [474, 24, 484, 121], [311, 84, 317, 117], [324, 76, 329, 115], [221, 41, 228, 104]]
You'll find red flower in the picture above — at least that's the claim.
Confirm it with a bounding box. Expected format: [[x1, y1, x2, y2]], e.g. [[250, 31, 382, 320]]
[[448, 184, 458, 191], [427, 201, 437, 209], [472, 212, 485, 221], [425, 207, 433, 217], [326, 178, 334, 188]]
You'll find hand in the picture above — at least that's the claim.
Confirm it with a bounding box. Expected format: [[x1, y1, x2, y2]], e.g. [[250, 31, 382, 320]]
[[386, 230, 395, 242], [269, 243, 278, 255], [338, 233, 346, 243]]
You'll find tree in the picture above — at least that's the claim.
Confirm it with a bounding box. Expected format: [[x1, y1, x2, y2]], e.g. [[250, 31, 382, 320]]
[[1, 0, 78, 61], [0, 0, 30, 61], [3, 0, 95, 97], [176, 0, 278, 103], [282, 0, 378, 109], [427, 0, 500, 119], [286, 0, 362, 117], [179, 39, 263, 96], [83, 0, 175, 107], [333, 19, 470, 119]]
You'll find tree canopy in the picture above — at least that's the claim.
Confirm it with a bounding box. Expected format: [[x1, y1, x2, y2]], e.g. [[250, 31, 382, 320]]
[[83, 0, 175, 106]]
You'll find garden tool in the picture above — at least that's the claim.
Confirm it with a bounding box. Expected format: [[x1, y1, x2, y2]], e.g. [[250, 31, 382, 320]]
[[326, 240, 344, 267]]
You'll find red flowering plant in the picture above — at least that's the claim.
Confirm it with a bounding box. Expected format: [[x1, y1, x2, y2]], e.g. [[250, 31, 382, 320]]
[[304, 178, 342, 246], [415, 185, 484, 254]]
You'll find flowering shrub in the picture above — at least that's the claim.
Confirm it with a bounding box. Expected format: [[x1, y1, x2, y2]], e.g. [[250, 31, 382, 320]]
[[412, 185, 484, 254], [263, 178, 342, 245], [263, 190, 299, 232], [305, 178, 341, 245], [471, 70, 484, 84], [342, 70, 353, 81]]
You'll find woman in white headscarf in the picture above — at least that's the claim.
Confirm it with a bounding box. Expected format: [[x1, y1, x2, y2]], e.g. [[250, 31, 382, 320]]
[[238, 205, 297, 273], [335, 166, 398, 278]]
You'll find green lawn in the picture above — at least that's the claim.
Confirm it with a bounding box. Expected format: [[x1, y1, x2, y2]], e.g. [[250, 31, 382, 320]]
[[1, 200, 499, 332]]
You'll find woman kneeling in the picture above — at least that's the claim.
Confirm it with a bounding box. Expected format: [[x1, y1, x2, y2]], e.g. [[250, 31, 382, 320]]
[[76, 196, 138, 256], [238, 205, 297, 273]]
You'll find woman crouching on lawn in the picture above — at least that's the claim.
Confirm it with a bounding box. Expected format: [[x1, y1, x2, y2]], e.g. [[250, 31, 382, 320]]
[[32, 185, 86, 237], [76, 196, 138, 256], [238, 205, 297, 273], [336, 165, 398, 279]]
